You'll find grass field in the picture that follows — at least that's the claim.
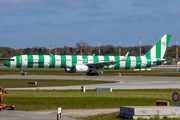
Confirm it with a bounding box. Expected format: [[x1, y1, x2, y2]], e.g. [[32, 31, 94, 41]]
[[0, 79, 114, 88], [0, 69, 180, 76], [2, 89, 177, 111], [0, 60, 6, 64], [2, 89, 180, 120]]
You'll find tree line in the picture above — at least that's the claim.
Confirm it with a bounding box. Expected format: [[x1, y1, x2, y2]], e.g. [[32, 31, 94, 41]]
[[0, 42, 179, 60]]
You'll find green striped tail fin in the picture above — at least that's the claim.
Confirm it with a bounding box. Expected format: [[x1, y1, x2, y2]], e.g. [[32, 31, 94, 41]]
[[145, 34, 171, 59]]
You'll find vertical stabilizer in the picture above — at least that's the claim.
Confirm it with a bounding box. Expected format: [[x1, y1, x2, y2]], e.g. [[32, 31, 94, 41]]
[[145, 35, 171, 59]]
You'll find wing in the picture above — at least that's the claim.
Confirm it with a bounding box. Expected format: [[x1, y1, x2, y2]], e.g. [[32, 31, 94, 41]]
[[85, 52, 129, 68]]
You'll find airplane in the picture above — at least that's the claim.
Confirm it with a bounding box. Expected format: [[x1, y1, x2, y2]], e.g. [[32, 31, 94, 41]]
[[4, 34, 171, 76]]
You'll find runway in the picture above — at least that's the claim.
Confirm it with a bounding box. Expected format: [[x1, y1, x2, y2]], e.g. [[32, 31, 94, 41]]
[[2, 75, 180, 90], [1, 65, 180, 70]]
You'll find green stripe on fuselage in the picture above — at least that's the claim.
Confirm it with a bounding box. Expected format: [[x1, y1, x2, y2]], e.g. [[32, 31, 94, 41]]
[[135, 56, 141, 69], [104, 56, 109, 69], [71, 55, 77, 68], [114, 56, 120, 69], [38, 55, 44, 68], [27, 55, 33, 68], [82, 55, 88, 64], [156, 58, 161, 65], [16, 55, 22, 68], [61, 55, 66, 68], [125, 56, 131, 69], [93, 56, 99, 63], [146, 58, 151, 68], [49, 55, 55, 68], [104, 56, 109, 61]]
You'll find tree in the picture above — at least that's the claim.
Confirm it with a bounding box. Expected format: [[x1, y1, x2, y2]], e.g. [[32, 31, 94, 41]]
[[38, 48, 42, 54], [16, 50, 23, 55], [92, 47, 99, 55], [1, 50, 10, 58], [76, 41, 90, 55], [23, 47, 31, 54]]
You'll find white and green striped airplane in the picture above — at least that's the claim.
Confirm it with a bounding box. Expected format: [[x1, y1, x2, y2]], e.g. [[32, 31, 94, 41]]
[[4, 34, 171, 76]]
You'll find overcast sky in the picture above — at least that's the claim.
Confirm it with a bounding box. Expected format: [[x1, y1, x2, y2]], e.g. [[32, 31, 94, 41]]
[[0, 0, 180, 49]]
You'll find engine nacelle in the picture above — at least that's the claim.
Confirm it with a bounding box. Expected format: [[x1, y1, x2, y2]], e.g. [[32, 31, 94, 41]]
[[75, 64, 89, 73], [64, 68, 75, 73]]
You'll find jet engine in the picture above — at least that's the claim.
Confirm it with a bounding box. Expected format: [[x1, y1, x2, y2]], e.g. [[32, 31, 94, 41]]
[[64, 64, 89, 73], [64, 68, 75, 73], [75, 64, 89, 73]]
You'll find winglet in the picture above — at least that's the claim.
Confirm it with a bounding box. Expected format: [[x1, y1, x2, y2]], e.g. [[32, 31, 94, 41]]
[[121, 52, 129, 61]]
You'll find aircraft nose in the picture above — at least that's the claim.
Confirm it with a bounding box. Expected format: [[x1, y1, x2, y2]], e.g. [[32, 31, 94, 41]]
[[4, 61, 10, 67]]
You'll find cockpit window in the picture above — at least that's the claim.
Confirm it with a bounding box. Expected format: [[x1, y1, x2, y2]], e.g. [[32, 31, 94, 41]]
[[9, 59, 15, 61]]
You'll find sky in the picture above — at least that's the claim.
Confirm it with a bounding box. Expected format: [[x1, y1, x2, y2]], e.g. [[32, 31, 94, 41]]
[[0, 0, 180, 49]]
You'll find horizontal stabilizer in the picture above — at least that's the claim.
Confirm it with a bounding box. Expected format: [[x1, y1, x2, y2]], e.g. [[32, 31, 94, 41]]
[[153, 59, 168, 63]]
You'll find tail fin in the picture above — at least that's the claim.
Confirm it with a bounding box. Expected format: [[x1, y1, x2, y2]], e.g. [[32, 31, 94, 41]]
[[145, 34, 171, 59]]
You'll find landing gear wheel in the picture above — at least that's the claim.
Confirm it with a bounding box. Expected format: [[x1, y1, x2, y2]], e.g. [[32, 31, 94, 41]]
[[86, 73, 90, 76], [86, 72, 99, 76], [21, 68, 27, 75], [21, 73, 25, 75]]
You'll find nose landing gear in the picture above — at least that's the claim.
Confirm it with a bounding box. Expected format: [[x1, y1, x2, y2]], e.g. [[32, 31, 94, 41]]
[[21, 68, 27, 75]]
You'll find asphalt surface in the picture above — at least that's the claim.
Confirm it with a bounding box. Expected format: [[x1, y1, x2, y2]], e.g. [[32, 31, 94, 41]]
[[0, 110, 80, 120], [1, 65, 180, 70], [1, 75, 180, 90], [151, 65, 180, 70]]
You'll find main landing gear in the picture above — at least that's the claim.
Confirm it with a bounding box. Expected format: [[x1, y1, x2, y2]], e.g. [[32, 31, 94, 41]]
[[21, 68, 27, 75], [86, 72, 99, 76]]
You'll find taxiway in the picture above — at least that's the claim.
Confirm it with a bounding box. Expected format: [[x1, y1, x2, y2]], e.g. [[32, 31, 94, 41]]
[[1, 75, 180, 90]]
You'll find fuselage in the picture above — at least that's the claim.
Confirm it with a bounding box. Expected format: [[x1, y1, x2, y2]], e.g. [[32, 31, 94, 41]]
[[4, 55, 161, 69]]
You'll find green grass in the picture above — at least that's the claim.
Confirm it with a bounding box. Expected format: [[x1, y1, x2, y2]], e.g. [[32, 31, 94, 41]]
[[0, 69, 180, 76], [0, 79, 113, 88], [0, 60, 6, 64], [2, 89, 177, 111], [0, 60, 6, 66], [2, 89, 179, 119]]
